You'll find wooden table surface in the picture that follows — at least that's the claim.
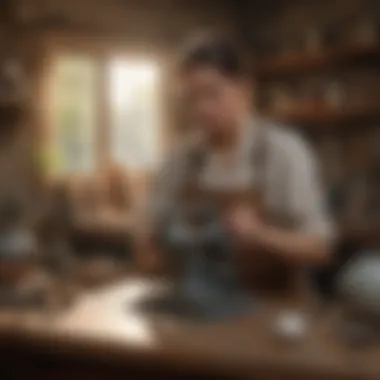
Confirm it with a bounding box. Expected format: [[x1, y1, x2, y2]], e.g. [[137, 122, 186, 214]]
[[0, 277, 379, 380]]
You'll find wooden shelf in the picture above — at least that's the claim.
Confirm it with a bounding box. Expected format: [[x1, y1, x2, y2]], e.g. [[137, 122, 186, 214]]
[[265, 105, 380, 127], [255, 44, 380, 78]]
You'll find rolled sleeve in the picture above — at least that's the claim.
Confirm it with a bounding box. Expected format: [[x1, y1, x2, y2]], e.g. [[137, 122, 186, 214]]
[[285, 136, 336, 243]]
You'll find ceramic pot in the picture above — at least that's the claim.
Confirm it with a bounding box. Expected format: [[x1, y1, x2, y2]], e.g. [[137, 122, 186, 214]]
[[336, 250, 380, 319]]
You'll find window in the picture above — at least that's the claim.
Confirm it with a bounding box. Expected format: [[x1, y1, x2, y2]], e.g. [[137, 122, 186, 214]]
[[108, 60, 161, 171], [46, 51, 162, 179], [49, 55, 98, 176]]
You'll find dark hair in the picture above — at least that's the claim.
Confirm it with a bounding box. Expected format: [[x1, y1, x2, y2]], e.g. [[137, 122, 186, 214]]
[[180, 33, 249, 78]]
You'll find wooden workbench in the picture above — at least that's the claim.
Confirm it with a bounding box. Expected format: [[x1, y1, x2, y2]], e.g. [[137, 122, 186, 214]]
[[0, 277, 379, 380]]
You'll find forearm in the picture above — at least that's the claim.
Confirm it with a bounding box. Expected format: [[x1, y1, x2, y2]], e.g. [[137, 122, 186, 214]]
[[253, 225, 332, 266]]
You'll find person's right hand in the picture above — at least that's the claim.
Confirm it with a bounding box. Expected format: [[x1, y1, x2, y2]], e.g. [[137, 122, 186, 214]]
[[137, 250, 163, 275], [224, 203, 264, 249]]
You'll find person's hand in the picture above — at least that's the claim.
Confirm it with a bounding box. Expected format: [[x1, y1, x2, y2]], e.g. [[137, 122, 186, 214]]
[[134, 232, 165, 276], [224, 204, 263, 247], [137, 251, 163, 275]]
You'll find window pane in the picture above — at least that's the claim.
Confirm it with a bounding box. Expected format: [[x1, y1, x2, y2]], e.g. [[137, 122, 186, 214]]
[[49, 55, 97, 177], [108, 60, 161, 171]]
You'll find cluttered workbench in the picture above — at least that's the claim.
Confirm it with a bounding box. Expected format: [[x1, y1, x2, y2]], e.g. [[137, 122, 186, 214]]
[[0, 276, 379, 380], [0, 175, 379, 380]]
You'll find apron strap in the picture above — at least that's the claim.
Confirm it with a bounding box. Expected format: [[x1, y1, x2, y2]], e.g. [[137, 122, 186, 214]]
[[184, 120, 270, 199], [250, 122, 270, 198]]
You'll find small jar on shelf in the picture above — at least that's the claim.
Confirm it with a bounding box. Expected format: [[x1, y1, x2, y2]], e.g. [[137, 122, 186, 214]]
[[351, 18, 379, 47], [266, 85, 296, 114], [305, 28, 324, 54], [324, 80, 345, 109]]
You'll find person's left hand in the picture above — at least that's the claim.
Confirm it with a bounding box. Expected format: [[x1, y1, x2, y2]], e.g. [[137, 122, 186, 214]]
[[224, 204, 263, 246]]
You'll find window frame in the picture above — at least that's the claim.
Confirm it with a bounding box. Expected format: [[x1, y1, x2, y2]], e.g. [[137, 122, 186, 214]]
[[38, 33, 172, 183]]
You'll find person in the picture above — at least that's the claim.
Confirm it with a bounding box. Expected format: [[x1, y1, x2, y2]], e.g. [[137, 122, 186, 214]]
[[135, 33, 335, 289]]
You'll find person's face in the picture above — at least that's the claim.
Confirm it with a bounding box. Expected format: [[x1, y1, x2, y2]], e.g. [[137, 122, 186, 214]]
[[181, 65, 250, 137]]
